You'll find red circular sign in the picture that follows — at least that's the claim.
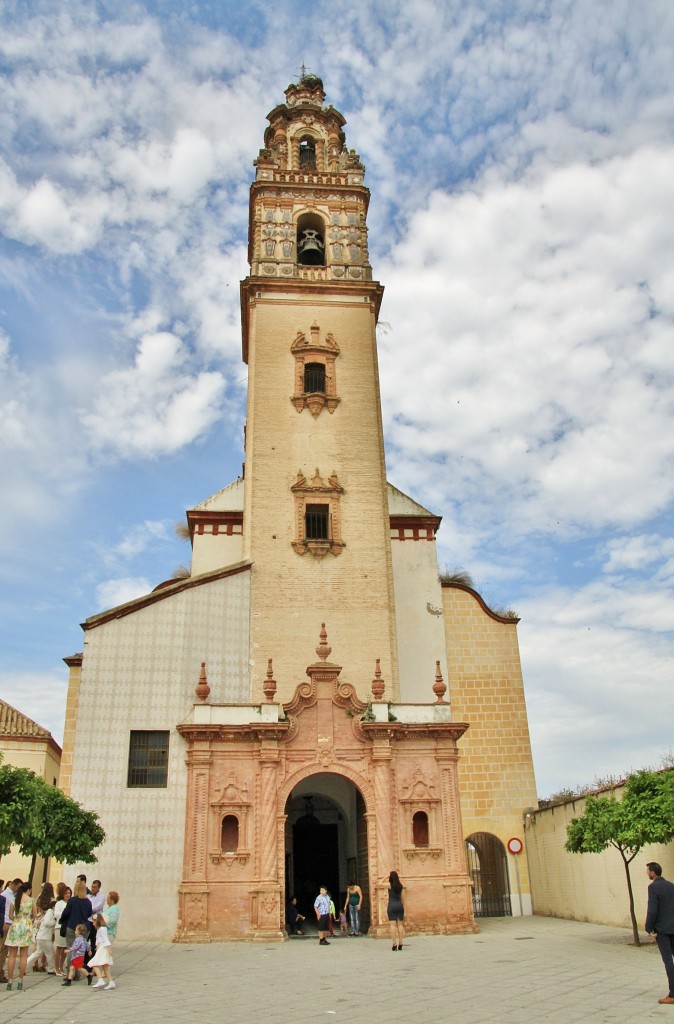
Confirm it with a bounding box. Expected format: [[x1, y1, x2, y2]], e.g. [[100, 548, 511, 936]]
[[507, 837, 523, 855]]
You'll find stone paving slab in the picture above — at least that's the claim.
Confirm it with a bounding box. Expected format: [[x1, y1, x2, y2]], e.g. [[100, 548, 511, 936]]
[[0, 916, 671, 1024]]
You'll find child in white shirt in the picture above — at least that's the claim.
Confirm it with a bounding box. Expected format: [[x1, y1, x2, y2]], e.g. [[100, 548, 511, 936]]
[[87, 915, 115, 990]]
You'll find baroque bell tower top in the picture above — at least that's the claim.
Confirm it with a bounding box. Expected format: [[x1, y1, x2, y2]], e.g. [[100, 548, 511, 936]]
[[244, 73, 375, 320]]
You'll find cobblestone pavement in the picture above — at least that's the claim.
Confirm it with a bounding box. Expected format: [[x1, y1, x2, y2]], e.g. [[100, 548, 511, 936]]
[[0, 916, 671, 1024]]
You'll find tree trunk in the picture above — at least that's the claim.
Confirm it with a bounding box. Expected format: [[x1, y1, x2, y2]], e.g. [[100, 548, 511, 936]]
[[27, 852, 37, 890], [622, 853, 640, 945]]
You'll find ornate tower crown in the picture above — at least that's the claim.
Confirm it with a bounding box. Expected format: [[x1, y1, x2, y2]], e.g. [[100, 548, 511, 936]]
[[246, 75, 371, 290]]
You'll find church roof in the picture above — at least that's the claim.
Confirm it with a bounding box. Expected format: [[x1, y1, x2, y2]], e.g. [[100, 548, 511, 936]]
[[387, 482, 436, 518], [190, 477, 244, 512], [0, 698, 54, 740], [83, 559, 252, 630]]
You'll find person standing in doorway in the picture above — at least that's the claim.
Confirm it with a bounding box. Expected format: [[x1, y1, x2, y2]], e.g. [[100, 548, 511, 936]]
[[344, 880, 362, 936], [314, 886, 331, 946], [387, 871, 405, 951], [645, 862, 674, 1005]]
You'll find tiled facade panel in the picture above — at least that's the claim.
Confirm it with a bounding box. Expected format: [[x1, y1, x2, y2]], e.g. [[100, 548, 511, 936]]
[[67, 572, 250, 939]]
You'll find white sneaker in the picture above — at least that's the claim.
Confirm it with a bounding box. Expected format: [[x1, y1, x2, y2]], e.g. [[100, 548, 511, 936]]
[[93, 979, 106, 988], [104, 981, 116, 990]]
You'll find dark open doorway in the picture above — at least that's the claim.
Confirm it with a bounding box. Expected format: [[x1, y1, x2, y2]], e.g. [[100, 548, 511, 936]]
[[284, 774, 369, 933]]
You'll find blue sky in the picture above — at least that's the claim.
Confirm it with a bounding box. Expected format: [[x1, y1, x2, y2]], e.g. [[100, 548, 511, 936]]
[[1, 0, 672, 798]]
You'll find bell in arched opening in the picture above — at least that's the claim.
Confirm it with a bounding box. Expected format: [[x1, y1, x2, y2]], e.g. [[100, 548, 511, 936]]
[[299, 135, 316, 169], [297, 227, 325, 266]]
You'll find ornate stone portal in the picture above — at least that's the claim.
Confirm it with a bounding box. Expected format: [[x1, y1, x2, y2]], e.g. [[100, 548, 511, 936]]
[[175, 626, 476, 941]]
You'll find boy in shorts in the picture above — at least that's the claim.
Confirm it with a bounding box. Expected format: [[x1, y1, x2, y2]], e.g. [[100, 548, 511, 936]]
[[61, 925, 91, 986]]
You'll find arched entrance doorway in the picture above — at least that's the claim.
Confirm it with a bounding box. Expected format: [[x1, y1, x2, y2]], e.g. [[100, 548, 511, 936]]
[[465, 832, 512, 917], [284, 772, 370, 933]]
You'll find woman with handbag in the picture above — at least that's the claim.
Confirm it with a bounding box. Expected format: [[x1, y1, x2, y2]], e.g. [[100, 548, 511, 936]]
[[53, 884, 71, 976]]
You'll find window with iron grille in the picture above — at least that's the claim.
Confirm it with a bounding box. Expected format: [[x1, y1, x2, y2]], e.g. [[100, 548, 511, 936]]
[[305, 503, 329, 540], [304, 362, 326, 393], [127, 730, 169, 788]]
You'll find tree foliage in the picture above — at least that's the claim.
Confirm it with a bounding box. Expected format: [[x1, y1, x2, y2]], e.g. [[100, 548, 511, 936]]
[[565, 769, 674, 944], [0, 754, 105, 884], [0, 758, 40, 859]]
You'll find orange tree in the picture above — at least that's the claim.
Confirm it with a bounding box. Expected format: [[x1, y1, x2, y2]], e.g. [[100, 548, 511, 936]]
[[565, 769, 674, 945]]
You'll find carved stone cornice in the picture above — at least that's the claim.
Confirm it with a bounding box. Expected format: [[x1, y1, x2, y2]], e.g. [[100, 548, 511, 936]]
[[177, 723, 290, 744], [360, 722, 469, 743]]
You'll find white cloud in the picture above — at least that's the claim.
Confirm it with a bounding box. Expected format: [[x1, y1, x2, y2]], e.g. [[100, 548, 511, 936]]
[[81, 332, 226, 457], [114, 520, 170, 560], [601, 534, 674, 575], [95, 577, 152, 611], [380, 144, 674, 541], [519, 578, 674, 795], [0, 672, 67, 747]]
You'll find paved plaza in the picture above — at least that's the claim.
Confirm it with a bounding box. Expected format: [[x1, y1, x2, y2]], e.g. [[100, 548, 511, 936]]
[[0, 916, 671, 1024]]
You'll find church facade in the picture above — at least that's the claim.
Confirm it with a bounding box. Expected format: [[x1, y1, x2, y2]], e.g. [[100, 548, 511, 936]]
[[60, 76, 538, 941]]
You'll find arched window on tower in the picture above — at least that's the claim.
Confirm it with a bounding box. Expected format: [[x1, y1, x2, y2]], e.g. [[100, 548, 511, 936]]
[[297, 213, 325, 267], [299, 135, 316, 169]]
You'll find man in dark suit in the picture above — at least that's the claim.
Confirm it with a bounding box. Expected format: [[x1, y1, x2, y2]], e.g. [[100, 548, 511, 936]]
[[646, 861, 674, 1005]]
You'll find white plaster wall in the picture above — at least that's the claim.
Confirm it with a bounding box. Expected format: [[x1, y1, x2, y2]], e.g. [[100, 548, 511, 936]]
[[525, 795, 674, 930], [191, 532, 244, 575], [68, 570, 250, 940], [391, 539, 449, 704]]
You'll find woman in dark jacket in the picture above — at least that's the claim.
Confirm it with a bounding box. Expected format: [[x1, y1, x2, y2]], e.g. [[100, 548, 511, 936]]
[[60, 879, 92, 953]]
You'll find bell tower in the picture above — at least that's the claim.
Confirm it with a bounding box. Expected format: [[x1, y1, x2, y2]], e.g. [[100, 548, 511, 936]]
[[240, 74, 400, 700]]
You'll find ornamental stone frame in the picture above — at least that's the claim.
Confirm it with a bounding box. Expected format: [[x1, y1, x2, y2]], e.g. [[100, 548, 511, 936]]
[[291, 468, 345, 559], [175, 626, 476, 942], [290, 322, 340, 417]]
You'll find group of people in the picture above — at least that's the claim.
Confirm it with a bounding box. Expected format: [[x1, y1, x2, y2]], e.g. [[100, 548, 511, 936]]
[[306, 872, 404, 949], [287, 879, 364, 940], [0, 873, 120, 993]]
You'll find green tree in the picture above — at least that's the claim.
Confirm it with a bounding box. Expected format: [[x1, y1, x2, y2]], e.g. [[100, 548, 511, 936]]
[[0, 756, 41, 859], [0, 755, 105, 886], [565, 769, 674, 945]]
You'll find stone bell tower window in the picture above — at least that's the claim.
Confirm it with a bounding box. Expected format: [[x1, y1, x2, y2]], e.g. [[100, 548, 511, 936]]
[[299, 135, 316, 168], [291, 323, 340, 417], [297, 212, 325, 266], [292, 469, 345, 559]]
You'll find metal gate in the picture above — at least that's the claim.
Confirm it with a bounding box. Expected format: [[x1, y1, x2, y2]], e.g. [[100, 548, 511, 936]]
[[465, 832, 512, 917]]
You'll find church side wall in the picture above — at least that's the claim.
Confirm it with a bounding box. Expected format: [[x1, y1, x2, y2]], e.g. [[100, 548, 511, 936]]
[[390, 537, 449, 702], [442, 583, 538, 910], [524, 795, 674, 929], [67, 572, 250, 940]]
